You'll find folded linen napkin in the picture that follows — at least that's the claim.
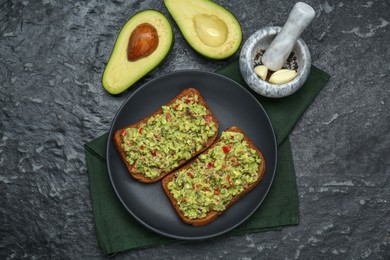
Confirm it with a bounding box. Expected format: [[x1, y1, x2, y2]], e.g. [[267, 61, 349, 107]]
[[84, 60, 330, 255]]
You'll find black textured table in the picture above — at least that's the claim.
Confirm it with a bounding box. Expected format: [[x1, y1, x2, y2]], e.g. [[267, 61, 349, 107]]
[[1, 0, 389, 259]]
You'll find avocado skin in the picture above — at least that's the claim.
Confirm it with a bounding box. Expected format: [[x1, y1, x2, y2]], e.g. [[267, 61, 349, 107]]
[[102, 10, 174, 95], [164, 0, 242, 60]]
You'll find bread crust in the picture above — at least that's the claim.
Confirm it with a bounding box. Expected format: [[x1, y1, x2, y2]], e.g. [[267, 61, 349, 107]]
[[114, 88, 219, 183], [161, 126, 266, 226]]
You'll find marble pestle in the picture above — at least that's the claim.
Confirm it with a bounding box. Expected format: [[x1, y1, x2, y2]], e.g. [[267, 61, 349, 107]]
[[262, 2, 315, 71]]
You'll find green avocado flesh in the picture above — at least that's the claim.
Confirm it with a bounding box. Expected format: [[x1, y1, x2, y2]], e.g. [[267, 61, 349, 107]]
[[120, 94, 218, 179], [164, 0, 242, 60], [167, 131, 261, 220], [102, 10, 173, 94]]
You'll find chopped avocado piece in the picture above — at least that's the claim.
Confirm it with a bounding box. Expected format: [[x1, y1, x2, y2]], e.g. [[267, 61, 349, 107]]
[[102, 10, 174, 94], [164, 0, 242, 60]]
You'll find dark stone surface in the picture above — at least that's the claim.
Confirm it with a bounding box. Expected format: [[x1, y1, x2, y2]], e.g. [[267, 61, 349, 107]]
[[1, 0, 389, 259]]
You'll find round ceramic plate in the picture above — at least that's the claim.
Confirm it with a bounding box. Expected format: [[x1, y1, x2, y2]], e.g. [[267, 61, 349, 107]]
[[107, 70, 277, 240]]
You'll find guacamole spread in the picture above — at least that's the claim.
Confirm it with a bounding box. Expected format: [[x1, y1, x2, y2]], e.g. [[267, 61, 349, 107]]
[[121, 94, 217, 179], [167, 131, 262, 219]]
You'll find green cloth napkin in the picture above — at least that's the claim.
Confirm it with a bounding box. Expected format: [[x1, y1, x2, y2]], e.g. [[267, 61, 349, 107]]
[[84, 60, 330, 255]]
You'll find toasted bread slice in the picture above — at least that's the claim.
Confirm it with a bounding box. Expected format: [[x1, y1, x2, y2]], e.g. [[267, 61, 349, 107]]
[[162, 126, 266, 226], [114, 88, 219, 183]]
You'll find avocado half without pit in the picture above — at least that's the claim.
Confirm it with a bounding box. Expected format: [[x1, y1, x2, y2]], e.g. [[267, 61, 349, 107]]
[[164, 0, 242, 60], [102, 10, 174, 95]]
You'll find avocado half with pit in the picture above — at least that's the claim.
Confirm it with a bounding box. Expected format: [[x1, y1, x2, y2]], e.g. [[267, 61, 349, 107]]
[[102, 10, 173, 94], [164, 0, 242, 60]]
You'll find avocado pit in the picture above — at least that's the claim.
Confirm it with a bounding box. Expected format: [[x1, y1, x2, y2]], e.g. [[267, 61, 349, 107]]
[[127, 23, 159, 61], [193, 14, 228, 47]]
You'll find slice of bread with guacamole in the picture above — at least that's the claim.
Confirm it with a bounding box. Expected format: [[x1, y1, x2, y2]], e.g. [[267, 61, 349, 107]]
[[162, 126, 266, 226], [114, 88, 219, 183]]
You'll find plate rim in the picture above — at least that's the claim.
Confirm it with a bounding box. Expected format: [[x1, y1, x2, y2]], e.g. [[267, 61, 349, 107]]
[[106, 69, 278, 240]]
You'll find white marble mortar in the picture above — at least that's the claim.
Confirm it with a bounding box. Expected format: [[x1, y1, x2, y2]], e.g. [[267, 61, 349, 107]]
[[239, 26, 311, 98]]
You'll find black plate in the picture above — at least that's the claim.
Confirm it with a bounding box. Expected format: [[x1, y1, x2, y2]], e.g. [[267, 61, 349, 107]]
[[107, 70, 277, 240]]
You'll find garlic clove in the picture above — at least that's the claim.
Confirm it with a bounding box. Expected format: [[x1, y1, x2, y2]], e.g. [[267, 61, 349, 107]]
[[269, 69, 297, 84], [254, 65, 268, 81]]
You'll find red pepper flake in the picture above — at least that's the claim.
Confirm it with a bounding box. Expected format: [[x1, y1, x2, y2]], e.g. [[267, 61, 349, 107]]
[[166, 113, 171, 120], [184, 98, 190, 104], [187, 172, 194, 178], [121, 129, 127, 136], [202, 187, 209, 191], [181, 197, 187, 203], [230, 135, 234, 140], [140, 145, 144, 150], [223, 145, 231, 154], [151, 149, 157, 156], [214, 189, 220, 195], [138, 127, 144, 134], [192, 184, 200, 190], [207, 162, 214, 168], [174, 104, 180, 110], [226, 175, 234, 187], [131, 164, 137, 172]]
